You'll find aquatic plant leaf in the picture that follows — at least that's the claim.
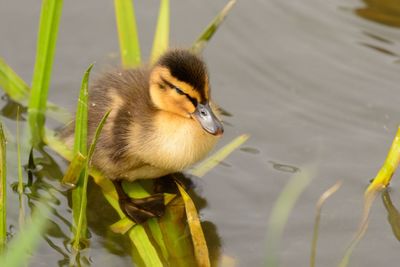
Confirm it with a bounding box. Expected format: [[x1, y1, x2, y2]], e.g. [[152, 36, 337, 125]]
[[71, 64, 93, 249], [0, 204, 49, 267], [114, 0, 141, 68], [339, 128, 400, 266], [338, 190, 376, 267], [177, 183, 211, 267], [74, 110, 110, 250], [310, 181, 342, 267], [46, 131, 203, 265], [189, 134, 249, 177], [16, 108, 26, 229], [0, 57, 72, 124], [151, 0, 170, 63], [110, 217, 135, 235], [0, 57, 29, 103], [73, 64, 93, 156], [366, 126, 400, 193], [0, 123, 6, 252], [382, 190, 400, 241], [28, 0, 63, 147], [159, 196, 197, 267], [61, 152, 86, 186], [265, 167, 314, 267], [191, 0, 236, 54], [129, 225, 164, 267]]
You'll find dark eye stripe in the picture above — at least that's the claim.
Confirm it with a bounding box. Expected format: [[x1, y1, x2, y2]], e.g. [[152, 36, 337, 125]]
[[160, 77, 175, 89], [175, 87, 185, 95], [160, 76, 198, 107]]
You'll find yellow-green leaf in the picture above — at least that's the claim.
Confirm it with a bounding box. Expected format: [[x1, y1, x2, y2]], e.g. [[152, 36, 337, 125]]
[[189, 134, 249, 177], [177, 183, 210, 267]]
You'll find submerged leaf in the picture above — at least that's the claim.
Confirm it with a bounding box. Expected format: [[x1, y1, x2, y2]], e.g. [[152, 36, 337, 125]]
[[0, 122, 6, 252], [265, 167, 314, 267], [16, 108, 26, 229], [338, 190, 377, 267], [310, 181, 342, 267]]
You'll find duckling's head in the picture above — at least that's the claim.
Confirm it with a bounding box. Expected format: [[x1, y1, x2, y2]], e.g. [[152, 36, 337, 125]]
[[149, 49, 223, 136]]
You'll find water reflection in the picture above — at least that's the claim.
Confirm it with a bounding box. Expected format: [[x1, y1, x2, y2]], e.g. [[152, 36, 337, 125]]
[[25, 155, 222, 266], [355, 0, 400, 27], [382, 189, 400, 241]]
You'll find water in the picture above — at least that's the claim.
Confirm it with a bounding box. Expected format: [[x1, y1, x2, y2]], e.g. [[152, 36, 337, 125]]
[[1, 0, 400, 266]]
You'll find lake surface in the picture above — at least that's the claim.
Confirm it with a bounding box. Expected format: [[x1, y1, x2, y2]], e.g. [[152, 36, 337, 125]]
[[1, 0, 400, 266]]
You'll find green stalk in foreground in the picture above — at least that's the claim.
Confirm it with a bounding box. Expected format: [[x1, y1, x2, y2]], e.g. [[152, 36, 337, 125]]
[[150, 0, 170, 63], [71, 64, 93, 247], [73, 110, 110, 250], [28, 0, 63, 147], [0, 123, 6, 253], [0, 204, 49, 267], [114, 0, 141, 68]]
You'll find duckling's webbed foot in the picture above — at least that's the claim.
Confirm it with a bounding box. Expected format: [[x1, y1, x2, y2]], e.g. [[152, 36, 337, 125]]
[[113, 180, 165, 224]]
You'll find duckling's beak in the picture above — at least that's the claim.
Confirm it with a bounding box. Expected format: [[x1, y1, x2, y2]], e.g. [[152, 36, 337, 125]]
[[191, 102, 224, 136]]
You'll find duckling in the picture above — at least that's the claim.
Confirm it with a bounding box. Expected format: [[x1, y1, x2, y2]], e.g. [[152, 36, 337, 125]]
[[62, 49, 223, 223]]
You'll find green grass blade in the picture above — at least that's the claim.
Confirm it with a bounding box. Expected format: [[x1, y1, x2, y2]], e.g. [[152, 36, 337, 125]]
[[0, 122, 6, 253], [73, 110, 110, 250], [0, 204, 50, 267], [16, 108, 26, 229], [310, 181, 342, 267], [191, 0, 236, 54], [189, 134, 249, 177], [73, 64, 93, 155], [150, 0, 170, 63], [129, 226, 163, 267], [71, 64, 93, 247], [114, 0, 141, 68], [265, 167, 314, 267], [0, 57, 29, 103], [28, 0, 63, 147]]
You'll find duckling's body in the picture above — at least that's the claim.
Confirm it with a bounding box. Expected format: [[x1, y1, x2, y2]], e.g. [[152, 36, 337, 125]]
[[63, 49, 223, 182]]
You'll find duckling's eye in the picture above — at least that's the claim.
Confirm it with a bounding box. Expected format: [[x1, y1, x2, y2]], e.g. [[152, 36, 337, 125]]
[[174, 87, 185, 95]]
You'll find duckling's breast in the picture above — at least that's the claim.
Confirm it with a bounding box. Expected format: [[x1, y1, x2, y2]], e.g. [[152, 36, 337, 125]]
[[131, 111, 219, 172]]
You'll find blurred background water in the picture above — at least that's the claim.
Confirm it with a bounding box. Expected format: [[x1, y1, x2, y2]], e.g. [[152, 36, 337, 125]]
[[1, 0, 400, 266]]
